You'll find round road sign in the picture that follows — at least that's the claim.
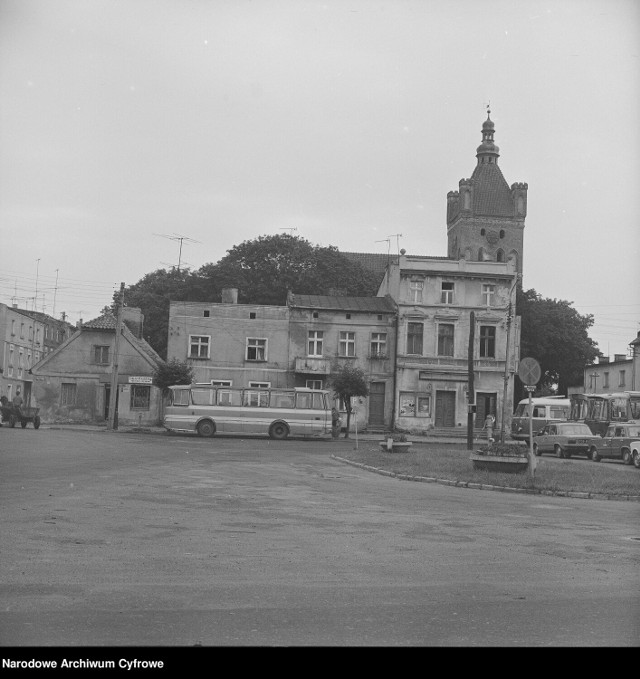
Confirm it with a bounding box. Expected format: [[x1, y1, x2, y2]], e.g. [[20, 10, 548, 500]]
[[518, 357, 541, 385]]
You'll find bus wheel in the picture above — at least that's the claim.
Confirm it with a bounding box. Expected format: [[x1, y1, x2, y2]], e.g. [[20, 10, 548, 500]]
[[621, 448, 632, 465], [269, 422, 289, 440], [589, 447, 601, 462], [197, 420, 216, 438]]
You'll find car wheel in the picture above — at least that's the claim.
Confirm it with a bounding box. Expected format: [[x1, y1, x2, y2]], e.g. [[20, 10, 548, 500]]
[[196, 420, 216, 438], [269, 422, 289, 440], [34, 416, 41, 429], [21, 420, 27, 428], [633, 451, 640, 469], [621, 448, 632, 465], [533, 443, 541, 456], [554, 444, 564, 459], [589, 447, 601, 462], [9, 414, 16, 428]]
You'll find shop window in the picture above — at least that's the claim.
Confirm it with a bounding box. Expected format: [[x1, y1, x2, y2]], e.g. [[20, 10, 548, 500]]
[[130, 385, 150, 410]]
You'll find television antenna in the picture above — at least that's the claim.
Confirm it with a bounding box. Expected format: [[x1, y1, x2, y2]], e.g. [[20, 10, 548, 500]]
[[154, 233, 202, 272], [282, 227, 298, 234]]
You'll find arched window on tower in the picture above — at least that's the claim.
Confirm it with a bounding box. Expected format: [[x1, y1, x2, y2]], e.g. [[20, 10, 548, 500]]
[[496, 249, 504, 262], [508, 250, 519, 270]]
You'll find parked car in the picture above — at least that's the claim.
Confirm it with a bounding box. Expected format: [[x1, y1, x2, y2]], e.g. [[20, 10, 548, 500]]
[[589, 423, 640, 463], [631, 441, 640, 469], [532, 422, 600, 458]]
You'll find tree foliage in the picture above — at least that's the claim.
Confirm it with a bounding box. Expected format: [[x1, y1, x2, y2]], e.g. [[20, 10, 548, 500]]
[[330, 365, 370, 438], [152, 358, 194, 392], [516, 287, 600, 399]]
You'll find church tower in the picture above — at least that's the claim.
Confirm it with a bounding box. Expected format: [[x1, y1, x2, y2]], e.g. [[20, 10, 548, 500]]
[[446, 111, 527, 274]]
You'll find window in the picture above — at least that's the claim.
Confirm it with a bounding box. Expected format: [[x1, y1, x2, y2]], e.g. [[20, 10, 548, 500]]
[[399, 393, 416, 416], [18, 349, 24, 378], [29, 326, 33, 341], [603, 372, 609, 389], [249, 312, 256, 319], [61, 383, 77, 406], [171, 389, 190, 406], [409, 280, 423, 303], [346, 313, 351, 319], [417, 396, 431, 417], [203, 310, 210, 317], [246, 338, 267, 361], [8, 346, 14, 377], [189, 335, 210, 359], [619, 371, 626, 388], [482, 284, 495, 306], [441, 282, 454, 304], [249, 381, 271, 389], [406, 322, 423, 355], [308, 330, 323, 357], [296, 392, 325, 409], [272, 392, 295, 408], [94, 345, 110, 364], [313, 312, 319, 319], [306, 379, 323, 390], [20, 323, 24, 338], [211, 380, 232, 387], [370, 332, 387, 358], [339, 331, 355, 357], [130, 385, 150, 410], [36, 328, 41, 343], [243, 390, 269, 407], [437, 324, 454, 356], [217, 389, 242, 406], [11, 320, 15, 335], [479, 326, 496, 358]]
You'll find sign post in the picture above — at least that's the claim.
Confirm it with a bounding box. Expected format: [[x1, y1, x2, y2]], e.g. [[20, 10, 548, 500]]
[[517, 357, 541, 477]]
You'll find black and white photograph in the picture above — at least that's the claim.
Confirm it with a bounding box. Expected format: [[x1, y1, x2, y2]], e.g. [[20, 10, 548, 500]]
[[1, 0, 638, 655]]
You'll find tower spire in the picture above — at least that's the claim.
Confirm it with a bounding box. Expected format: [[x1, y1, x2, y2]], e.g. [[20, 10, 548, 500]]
[[476, 107, 500, 165]]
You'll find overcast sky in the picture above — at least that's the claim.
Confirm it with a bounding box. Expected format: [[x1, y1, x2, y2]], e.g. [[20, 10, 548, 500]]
[[1, 0, 638, 358]]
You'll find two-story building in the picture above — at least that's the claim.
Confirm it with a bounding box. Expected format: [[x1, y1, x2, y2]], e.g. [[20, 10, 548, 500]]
[[0, 303, 74, 406], [378, 253, 519, 433]]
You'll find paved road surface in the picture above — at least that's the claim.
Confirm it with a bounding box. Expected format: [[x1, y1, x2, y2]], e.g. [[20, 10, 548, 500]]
[[1, 429, 639, 646]]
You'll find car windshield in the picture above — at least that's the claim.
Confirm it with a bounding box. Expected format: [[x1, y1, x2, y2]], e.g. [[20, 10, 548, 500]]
[[557, 424, 592, 436], [622, 426, 640, 437]]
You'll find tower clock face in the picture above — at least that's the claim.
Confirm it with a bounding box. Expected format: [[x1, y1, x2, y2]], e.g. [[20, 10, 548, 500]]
[[486, 230, 499, 245]]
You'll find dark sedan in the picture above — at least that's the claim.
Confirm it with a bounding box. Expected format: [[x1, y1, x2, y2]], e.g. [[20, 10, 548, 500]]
[[532, 422, 601, 459]]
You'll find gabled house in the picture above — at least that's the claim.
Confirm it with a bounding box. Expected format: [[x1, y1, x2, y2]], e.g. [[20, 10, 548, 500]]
[[30, 308, 164, 425]]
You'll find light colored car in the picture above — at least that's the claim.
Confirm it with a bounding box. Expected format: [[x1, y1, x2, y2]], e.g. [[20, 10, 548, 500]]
[[532, 422, 601, 459], [628, 440, 640, 469], [589, 423, 640, 463]]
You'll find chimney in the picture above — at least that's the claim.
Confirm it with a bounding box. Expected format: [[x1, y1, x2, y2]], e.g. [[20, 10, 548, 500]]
[[614, 354, 627, 363], [122, 307, 144, 339], [222, 288, 238, 304], [599, 357, 609, 364]]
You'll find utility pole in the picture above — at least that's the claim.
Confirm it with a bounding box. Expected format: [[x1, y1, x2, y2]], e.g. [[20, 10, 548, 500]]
[[500, 273, 520, 442], [467, 310, 475, 450], [107, 282, 125, 431]]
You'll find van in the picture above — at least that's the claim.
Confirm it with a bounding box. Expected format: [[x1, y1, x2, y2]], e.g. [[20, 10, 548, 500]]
[[510, 397, 570, 441]]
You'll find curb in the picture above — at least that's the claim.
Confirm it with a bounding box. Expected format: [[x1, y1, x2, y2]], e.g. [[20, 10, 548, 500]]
[[331, 455, 640, 503]]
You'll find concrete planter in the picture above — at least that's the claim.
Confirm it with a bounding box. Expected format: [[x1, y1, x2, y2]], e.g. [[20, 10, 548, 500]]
[[380, 440, 413, 453], [470, 453, 528, 473]]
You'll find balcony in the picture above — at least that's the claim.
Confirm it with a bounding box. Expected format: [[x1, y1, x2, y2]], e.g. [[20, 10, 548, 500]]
[[295, 357, 330, 374]]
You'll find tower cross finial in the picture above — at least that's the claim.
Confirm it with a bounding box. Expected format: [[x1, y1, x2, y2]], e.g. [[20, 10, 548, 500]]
[[486, 100, 491, 118]]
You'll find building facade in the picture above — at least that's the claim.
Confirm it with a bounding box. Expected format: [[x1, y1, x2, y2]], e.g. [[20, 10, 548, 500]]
[[582, 353, 634, 394], [30, 309, 164, 425], [0, 303, 74, 406], [379, 254, 519, 433]]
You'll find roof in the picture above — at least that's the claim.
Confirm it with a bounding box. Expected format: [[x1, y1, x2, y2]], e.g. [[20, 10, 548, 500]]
[[341, 252, 398, 280], [288, 294, 395, 313], [470, 160, 515, 217], [82, 312, 163, 364], [83, 312, 117, 330]]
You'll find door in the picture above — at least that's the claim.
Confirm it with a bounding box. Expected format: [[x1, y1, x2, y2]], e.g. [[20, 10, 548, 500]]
[[369, 382, 386, 426], [476, 392, 497, 426], [435, 391, 456, 427]]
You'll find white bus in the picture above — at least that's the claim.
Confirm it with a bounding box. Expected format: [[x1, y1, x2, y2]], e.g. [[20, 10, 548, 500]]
[[510, 396, 570, 441], [163, 385, 332, 440]]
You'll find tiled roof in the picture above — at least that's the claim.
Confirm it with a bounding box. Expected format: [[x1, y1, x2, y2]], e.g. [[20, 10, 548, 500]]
[[83, 313, 117, 330], [289, 294, 395, 313], [341, 252, 398, 280], [470, 163, 514, 217]]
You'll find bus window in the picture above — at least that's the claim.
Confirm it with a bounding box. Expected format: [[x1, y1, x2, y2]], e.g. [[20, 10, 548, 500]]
[[296, 392, 313, 409], [550, 406, 569, 419], [191, 388, 214, 406], [243, 390, 269, 407], [533, 406, 546, 418], [172, 389, 190, 406], [311, 392, 326, 410], [590, 399, 606, 420], [218, 389, 242, 406], [631, 399, 640, 420], [610, 397, 628, 420], [271, 391, 295, 409]]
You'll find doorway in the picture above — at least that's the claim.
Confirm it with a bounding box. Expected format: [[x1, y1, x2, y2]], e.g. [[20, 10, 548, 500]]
[[369, 382, 386, 427], [476, 392, 497, 425], [435, 391, 456, 427]]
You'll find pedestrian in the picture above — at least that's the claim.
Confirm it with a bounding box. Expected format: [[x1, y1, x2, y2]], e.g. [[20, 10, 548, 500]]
[[331, 406, 341, 439], [484, 413, 495, 442], [12, 388, 23, 417]]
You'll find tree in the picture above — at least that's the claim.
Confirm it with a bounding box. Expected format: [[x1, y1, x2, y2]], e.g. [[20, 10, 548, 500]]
[[330, 365, 370, 438], [152, 358, 194, 392], [516, 287, 600, 400], [200, 234, 380, 305]]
